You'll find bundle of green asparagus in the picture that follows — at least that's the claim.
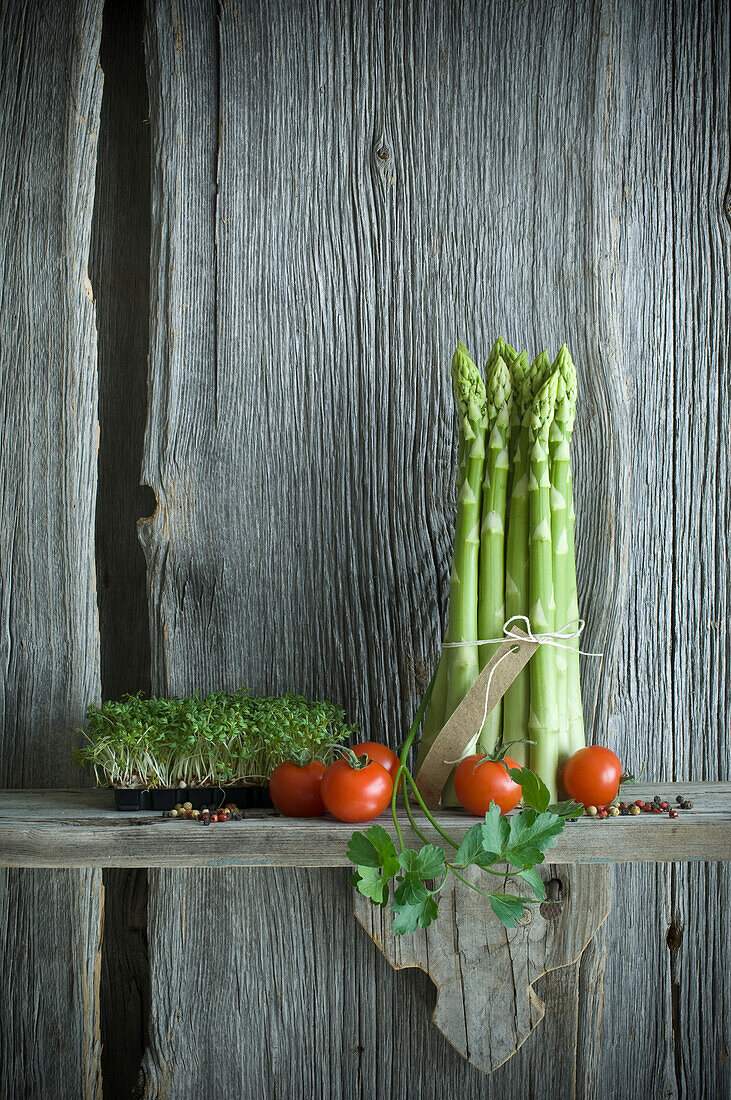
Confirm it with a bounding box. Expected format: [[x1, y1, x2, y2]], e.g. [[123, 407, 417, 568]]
[[416, 339, 584, 802]]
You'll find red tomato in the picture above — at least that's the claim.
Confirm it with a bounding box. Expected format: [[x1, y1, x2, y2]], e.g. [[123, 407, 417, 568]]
[[562, 746, 622, 807], [321, 758, 393, 823], [269, 760, 327, 818], [351, 742, 402, 793], [454, 754, 522, 815], [351, 742, 400, 782]]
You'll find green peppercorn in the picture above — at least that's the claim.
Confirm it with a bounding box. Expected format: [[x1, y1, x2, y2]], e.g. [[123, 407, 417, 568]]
[[630, 805, 641, 816]]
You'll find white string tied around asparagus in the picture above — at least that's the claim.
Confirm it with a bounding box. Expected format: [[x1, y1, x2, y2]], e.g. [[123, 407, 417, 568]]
[[440, 614, 603, 760]]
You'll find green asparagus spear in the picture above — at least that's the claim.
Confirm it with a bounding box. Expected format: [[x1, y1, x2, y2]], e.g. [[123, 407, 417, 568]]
[[477, 348, 513, 752], [502, 351, 552, 764], [527, 369, 560, 798], [548, 346, 577, 769], [417, 344, 486, 777], [566, 456, 585, 755], [445, 344, 487, 719]]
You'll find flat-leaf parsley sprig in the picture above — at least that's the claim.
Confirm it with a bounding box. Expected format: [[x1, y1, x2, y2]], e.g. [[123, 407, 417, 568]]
[[348, 678, 583, 933]]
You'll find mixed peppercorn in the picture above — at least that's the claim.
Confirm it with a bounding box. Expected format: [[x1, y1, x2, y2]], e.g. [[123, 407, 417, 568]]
[[162, 801, 243, 824], [584, 793, 693, 820]]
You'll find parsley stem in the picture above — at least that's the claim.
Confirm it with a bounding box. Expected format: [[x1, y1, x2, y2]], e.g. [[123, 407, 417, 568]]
[[449, 867, 517, 899], [427, 870, 450, 896], [402, 784, 432, 847], [449, 861, 521, 879], [391, 669, 437, 851], [403, 769, 459, 849]]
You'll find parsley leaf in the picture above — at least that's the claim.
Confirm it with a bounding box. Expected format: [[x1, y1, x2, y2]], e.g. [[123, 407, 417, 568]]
[[548, 799, 584, 819], [516, 867, 546, 900], [347, 824, 400, 907], [396, 844, 445, 879], [453, 824, 487, 868], [481, 802, 510, 860], [392, 875, 439, 934], [351, 865, 392, 906], [506, 766, 550, 813], [503, 809, 564, 869], [488, 893, 527, 928], [347, 824, 398, 869]]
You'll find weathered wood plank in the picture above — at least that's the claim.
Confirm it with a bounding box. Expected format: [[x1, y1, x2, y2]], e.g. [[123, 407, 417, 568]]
[[0, 868, 104, 1100], [0, 0, 102, 787], [667, 5, 731, 1093], [597, 1, 731, 1094], [138, 0, 730, 1092], [355, 864, 611, 1074], [0, 785, 729, 868], [3, 780, 727, 820], [0, 1, 105, 1096]]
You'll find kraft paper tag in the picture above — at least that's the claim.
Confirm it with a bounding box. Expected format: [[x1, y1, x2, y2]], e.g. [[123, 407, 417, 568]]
[[415, 629, 540, 809]]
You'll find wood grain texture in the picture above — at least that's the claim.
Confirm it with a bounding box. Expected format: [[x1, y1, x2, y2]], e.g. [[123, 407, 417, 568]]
[[597, 1, 731, 1094], [354, 863, 610, 1074], [0, 868, 104, 1100], [1, 784, 729, 868], [0, 2, 104, 1097], [142, 865, 608, 1100], [138, 0, 730, 1093], [0, 0, 102, 786]]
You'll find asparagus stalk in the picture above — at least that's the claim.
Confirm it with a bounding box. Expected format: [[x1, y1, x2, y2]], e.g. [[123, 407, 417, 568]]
[[566, 453, 585, 755], [445, 344, 487, 719], [502, 351, 551, 764], [417, 344, 486, 777], [507, 350, 530, 445], [527, 369, 560, 798], [477, 346, 513, 752], [548, 346, 577, 770], [490, 336, 518, 371]]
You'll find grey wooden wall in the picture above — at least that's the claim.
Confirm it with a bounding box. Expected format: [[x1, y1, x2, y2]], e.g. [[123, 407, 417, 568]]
[[0, 1, 105, 1097], [1, 0, 729, 1097]]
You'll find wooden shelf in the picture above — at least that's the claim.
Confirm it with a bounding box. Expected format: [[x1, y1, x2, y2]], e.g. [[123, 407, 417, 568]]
[[1, 783, 729, 868]]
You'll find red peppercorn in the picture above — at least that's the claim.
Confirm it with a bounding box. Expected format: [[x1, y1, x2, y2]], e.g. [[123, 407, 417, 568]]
[[219, 814, 228, 822], [210, 814, 218, 822], [653, 807, 662, 814], [643, 803, 653, 812], [669, 809, 678, 819], [660, 802, 668, 810], [598, 809, 608, 819], [635, 799, 644, 807]]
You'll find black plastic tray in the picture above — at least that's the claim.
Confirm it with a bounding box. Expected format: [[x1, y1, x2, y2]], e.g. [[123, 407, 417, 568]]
[[112, 786, 272, 811]]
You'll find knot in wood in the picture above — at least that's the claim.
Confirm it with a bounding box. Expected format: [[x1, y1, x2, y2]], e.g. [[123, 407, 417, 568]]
[[539, 877, 565, 921], [666, 920, 684, 950]]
